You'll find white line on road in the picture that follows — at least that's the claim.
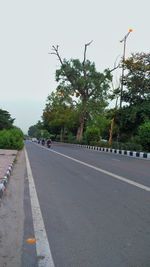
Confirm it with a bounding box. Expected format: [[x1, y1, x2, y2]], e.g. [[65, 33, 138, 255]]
[[25, 148, 55, 267], [46, 148, 150, 192], [112, 158, 121, 162]]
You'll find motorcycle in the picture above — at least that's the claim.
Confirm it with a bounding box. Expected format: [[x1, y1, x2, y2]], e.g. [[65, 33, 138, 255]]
[[41, 139, 45, 146], [47, 139, 52, 148]]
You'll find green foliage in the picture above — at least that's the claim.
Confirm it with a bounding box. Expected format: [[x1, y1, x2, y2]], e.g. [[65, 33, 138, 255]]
[[0, 109, 23, 150], [0, 109, 15, 130], [84, 127, 100, 144], [0, 128, 24, 150], [28, 121, 50, 139], [66, 132, 76, 143], [54, 57, 112, 141], [114, 100, 150, 141], [40, 49, 150, 151], [111, 141, 143, 152], [56, 59, 112, 103], [138, 121, 150, 151], [40, 129, 51, 139], [42, 91, 78, 141], [28, 125, 40, 138], [108, 52, 150, 145], [123, 52, 150, 105], [87, 114, 110, 139]]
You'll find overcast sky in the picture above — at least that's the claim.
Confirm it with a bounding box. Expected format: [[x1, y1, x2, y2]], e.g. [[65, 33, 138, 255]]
[[0, 0, 149, 133]]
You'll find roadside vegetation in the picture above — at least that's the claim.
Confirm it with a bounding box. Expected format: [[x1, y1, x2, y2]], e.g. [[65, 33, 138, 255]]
[[27, 47, 150, 152], [0, 109, 24, 150]]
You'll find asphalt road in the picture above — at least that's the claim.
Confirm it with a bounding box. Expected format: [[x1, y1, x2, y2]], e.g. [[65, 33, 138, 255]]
[[25, 141, 150, 267]]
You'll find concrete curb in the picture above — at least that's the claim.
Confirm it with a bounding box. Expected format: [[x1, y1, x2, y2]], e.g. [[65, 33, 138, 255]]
[[0, 151, 17, 199], [76, 144, 150, 160], [0, 164, 13, 198]]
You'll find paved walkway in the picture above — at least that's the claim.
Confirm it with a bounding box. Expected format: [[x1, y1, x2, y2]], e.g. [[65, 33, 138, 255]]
[[0, 150, 25, 267], [0, 149, 17, 180], [0, 149, 18, 198]]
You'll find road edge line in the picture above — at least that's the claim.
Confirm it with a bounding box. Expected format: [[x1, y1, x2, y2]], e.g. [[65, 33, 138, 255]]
[[24, 148, 55, 267]]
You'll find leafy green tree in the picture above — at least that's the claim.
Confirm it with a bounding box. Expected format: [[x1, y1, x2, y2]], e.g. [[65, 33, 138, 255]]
[[28, 121, 50, 139], [114, 100, 150, 141], [43, 91, 78, 141], [122, 52, 150, 104], [90, 114, 110, 138], [28, 125, 39, 137], [111, 52, 150, 142], [51, 44, 112, 141], [0, 109, 15, 130]]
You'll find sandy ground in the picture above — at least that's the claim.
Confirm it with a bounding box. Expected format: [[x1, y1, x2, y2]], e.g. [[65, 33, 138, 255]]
[[0, 149, 26, 267]]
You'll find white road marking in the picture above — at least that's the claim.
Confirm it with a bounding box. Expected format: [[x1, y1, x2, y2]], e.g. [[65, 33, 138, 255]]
[[46, 148, 150, 192], [112, 158, 120, 162], [25, 148, 55, 267]]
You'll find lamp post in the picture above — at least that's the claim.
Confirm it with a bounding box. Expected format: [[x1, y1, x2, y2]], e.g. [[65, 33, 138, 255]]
[[120, 28, 133, 108]]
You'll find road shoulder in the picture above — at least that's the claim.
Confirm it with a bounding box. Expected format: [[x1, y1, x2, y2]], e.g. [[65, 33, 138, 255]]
[[0, 149, 25, 267]]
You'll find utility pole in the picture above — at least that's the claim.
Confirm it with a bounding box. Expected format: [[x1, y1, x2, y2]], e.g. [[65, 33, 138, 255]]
[[120, 29, 133, 108]]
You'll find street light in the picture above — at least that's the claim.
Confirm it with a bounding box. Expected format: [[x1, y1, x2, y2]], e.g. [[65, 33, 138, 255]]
[[120, 28, 133, 108]]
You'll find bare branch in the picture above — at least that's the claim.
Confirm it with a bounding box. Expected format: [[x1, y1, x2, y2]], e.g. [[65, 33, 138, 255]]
[[48, 52, 57, 55], [109, 64, 120, 73], [86, 40, 93, 46], [82, 40, 93, 96], [51, 45, 63, 65], [108, 55, 121, 73], [50, 44, 76, 86], [83, 40, 93, 65]]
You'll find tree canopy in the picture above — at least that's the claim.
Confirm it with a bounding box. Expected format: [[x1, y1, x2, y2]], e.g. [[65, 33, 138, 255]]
[[43, 91, 78, 141], [0, 109, 15, 130], [28, 47, 150, 151], [102, 52, 150, 146], [50, 44, 112, 141], [122, 52, 150, 105]]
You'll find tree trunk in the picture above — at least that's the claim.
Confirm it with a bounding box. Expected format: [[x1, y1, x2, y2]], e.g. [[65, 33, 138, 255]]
[[108, 117, 114, 146], [76, 116, 84, 142], [60, 127, 64, 142]]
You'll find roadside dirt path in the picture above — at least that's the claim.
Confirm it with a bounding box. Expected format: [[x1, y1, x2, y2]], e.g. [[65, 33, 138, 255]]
[[0, 149, 26, 267]]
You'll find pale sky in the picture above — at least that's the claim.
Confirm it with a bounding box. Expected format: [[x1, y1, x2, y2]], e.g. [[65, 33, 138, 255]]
[[0, 0, 149, 134]]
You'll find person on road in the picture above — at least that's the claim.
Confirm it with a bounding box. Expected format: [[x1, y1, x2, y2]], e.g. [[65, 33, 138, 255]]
[[46, 138, 52, 148], [41, 139, 45, 146]]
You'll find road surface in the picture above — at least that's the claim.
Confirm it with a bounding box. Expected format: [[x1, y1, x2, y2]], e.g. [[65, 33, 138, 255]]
[[23, 141, 150, 267]]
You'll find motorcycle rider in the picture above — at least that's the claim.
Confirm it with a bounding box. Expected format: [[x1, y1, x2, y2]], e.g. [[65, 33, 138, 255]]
[[47, 138, 52, 148], [41, 139, 45, 146]]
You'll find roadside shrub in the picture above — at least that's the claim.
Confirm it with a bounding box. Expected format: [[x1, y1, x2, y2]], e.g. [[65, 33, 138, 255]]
[[138, 121, 150, 152], [89, 140, 109, 147], [49, 134, 56, 141], [0, 128, 24, 150], [84, 127, 100, 145], [111, 141, 143, 151], [66, 133, 76, 143]]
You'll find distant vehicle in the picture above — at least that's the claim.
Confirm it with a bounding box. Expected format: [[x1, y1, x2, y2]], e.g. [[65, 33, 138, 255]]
[[41, 139, 45, 146], [31, 137, 38, 142], [47, 139, 52, 148]]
